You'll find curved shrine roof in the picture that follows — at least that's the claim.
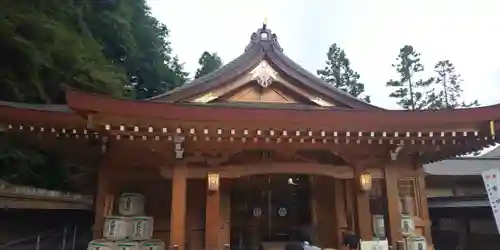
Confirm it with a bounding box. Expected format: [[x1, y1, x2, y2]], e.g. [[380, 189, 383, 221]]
[[148, 24, 381, 110]]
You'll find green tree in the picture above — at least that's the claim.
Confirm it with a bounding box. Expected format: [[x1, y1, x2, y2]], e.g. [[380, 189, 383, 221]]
[[0, 0, 189, 102], [0, 0, 190, 189], [80, 0, 189, 99], [317, 43, 370, 102], [0, 1, 127, 103], [386, 45, 434, 110], [195, 51, 223, 79], [426, 60, 479, 109]]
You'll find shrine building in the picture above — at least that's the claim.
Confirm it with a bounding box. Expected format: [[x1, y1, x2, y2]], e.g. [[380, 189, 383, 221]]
[[1, 23, 499, 250]]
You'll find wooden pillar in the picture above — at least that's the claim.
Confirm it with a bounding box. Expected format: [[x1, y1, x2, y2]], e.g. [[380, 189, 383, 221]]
[[344, 179, 355, 232], [170, 165, 187, 250], [384, 165, 402, 247], [417, 169, 432, 245], [205, 175, 221, 250], [92, 156, 115, 239], [354, 166, 372, 240], [333, 179, 347, 247], [219, 179, 231, 250]]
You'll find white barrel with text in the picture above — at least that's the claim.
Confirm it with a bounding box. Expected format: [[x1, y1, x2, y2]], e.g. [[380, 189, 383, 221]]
[[140, 239, 165, 250], [130, 216, 154, 241], [119, 193, 145, 216], [116, 240, 141, 250], [87, 239, 116, 250], [103, 216, 131, 241]]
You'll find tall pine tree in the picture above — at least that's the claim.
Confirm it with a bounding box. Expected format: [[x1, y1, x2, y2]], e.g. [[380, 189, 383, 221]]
[[426, 60, 479, 109], [194, 52, 222, 79], [317, 43, 370, 102], [386, 45, 434, 110]]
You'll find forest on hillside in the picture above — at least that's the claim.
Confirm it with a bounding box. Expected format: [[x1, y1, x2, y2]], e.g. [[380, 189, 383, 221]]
[[0, 0, 189, 103]]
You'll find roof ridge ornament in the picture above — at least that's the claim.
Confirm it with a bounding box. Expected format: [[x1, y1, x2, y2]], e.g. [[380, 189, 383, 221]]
[[245, 21, 283, 52]]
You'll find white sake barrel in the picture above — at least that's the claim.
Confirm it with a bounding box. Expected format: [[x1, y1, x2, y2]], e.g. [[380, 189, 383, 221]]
[[87, 239, 116, 250], [372, 214, 386, 238], [140, 239, 165, 250], [116, 241, 141, 250], [119, 193, 145, 216], [130, 216, 154, 240], [103, 216, 131, 241], [407, 236, 427, 250]]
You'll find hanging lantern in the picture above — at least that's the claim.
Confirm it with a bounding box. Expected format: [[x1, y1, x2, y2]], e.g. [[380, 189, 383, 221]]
[[359, 172, 372, 192], [207, 172, 220, 192]]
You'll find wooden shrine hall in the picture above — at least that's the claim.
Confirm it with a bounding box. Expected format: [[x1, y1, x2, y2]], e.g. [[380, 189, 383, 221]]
[[1, 23, 500, 250]]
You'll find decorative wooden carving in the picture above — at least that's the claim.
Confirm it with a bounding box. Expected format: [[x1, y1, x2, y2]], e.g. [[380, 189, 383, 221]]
[[249, 60, 278, 88]]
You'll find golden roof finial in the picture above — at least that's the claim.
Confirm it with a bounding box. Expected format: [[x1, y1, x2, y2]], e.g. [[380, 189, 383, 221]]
[[264, 16, 268, 26]]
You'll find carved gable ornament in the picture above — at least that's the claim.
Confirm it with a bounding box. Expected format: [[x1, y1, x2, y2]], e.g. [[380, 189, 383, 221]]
[[249, 60, 278, 88]]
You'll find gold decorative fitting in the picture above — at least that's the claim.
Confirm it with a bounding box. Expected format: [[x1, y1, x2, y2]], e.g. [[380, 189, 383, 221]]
[[207, 172, 220, 192], [192, 92, 217, 103], [490, 120, 495, 137], [311, 97, 334, 107]]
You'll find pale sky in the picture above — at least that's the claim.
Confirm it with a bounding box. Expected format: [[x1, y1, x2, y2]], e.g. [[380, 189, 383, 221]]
[[147, 0, 500, 110]]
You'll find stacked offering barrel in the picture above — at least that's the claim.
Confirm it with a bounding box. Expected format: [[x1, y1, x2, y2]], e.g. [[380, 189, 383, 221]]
[[87, 193, 165, 250]]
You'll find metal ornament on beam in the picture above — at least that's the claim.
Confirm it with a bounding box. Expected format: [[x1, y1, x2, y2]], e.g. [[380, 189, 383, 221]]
[[174, 135, 185, 159]]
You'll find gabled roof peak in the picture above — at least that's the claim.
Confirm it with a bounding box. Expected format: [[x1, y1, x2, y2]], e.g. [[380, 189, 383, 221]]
[[245, 23, 283, 52]]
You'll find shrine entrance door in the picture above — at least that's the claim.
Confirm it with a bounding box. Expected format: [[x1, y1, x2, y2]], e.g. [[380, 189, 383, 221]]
[[230, 174, 312, 250]]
